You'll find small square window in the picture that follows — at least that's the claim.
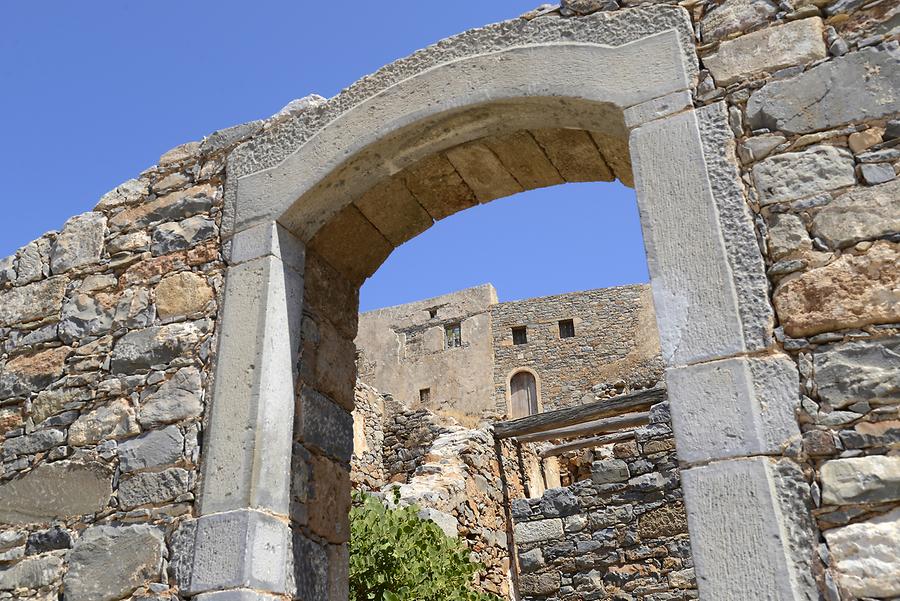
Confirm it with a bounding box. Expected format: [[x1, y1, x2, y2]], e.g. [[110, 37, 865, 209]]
[[445, 323, 462, 348], [427, 308, 438, 319], [512, 326, 528, 345], [559, 319, 575, 338], [419, 388, 431, 404]]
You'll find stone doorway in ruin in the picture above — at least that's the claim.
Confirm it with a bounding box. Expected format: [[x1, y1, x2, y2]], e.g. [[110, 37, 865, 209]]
[[179, 6, 816, 601]]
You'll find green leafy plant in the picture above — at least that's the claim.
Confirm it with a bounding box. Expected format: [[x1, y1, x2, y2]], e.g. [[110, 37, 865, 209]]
[[349, 489, 501, 601]]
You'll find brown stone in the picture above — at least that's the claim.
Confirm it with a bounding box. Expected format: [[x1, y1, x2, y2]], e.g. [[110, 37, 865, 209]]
[[590, 132, 633, 187], [69, 398, 140, 446], [120, 240, 219, 287], [483, 131, 564, 190], [155, 272, 214, 321], [530, 129, 613, 183], [404, 154, 477, 220], [308, 454, 351, 544], [354, 176, 433, 247], [108, 184, 216, 231], [303, 252, 359, 341], [309, 204, 393, 286], [848, 128, 883, 154], [0, 408, 22, 437], [638, 502, 688, 539], [802, 429, 836, 456], [0, 346, 72, 399], [445, 141, 524, 203], [774, 241, 900, 337]]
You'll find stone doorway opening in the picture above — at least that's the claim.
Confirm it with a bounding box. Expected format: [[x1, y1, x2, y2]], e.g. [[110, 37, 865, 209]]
[[182, 6, 817, 601]]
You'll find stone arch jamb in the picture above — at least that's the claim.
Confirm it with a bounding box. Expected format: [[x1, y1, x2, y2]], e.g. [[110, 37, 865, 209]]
[[177, 8, 819, 601]]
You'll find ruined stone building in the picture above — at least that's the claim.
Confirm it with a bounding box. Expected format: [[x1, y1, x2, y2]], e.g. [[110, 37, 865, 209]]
[[0, 0, 898, 600]]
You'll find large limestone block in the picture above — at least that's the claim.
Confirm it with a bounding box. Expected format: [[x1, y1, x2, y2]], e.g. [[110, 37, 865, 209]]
[[353, 176, 433, 247], [704, 18, 826, 86], [117, 467, 190, 509], [752, 145, 855, 205], [0, 460, 112, 524], [747, 46, 900, 134], [109, 322, 201, 372], [773, 241, 900, 336], [0, 346, 72, 400], [68, 398, 140, 446], [681, 457, 818, 600], [513, 518, 564, 544], [668, 354, 800, 464], [814, 338, 900, 409], [0, 555, 63, 591], [820, 455, 900, 505], [404, 154, 477, 220], [155, 271, 214, 321], [810, 179, 900, 248], [823, 507, 900, 598], [63, 524, 164, 601], [700, 0, 778, 41], [0, 276, 67, 328], [138, 366, 203, 427], [50, 212, 107, 274], [445, 141, 523, 202]]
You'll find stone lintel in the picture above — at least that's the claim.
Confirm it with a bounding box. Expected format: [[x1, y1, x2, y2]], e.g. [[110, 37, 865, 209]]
[[681, 457, 818, 601], [667, 353, 801, 465], [199, 253, 303, 517]]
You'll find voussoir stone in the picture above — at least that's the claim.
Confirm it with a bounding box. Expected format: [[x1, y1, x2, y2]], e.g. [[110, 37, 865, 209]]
[[0, 276, 67, 328], [820, 455, 900, 505], [811, 178, 900, 248], [68, 398, 140, 446], [747, 45, 900, 134], [814, 337, 900, 409], [0, 460, 113, 524], [700, 0, 778, 41], [704, 18, 826, 86], [117, 425, 184, 472], [50, 212, 107, 274], [63, 524, 164, 601], [752, 145, 855, 205], [109, 322, 201, 372], [773, 241, 900, 336], [155, 271, 214, 321], [138, 367, 203, 428], [823, 507, 900, 598]]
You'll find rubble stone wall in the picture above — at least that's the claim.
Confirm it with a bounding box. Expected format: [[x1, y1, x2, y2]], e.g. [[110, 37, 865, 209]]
[[491, 285, 664, 414]]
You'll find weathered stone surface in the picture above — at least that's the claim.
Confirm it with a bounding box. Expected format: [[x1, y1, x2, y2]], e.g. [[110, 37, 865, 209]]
[[0, 407, 22, 436], [404, 154, 477, 221], [297, 387, 353, 463], [64, 524, 164, 601], [823, 507, 900, 598], [752, 145, 855, 205], [859, 162, 896, 186], [13, 238, 50, 285], [108, 184, 216, 230], [820, 455, 900, 505], [69, 398, 139, 446], [518, 548, 545, 573], [117, 467, 190, 508], [519, 571, 561, 596], [767, 213, 811, 260], [58, 292, 117, 343], [107, 230, 151, 254], [774, 241, 900, 336], [26, 527, 72, 554], [95, 178, 149, 210], [353, 176, 433, 247], [445, 141, 523, 202], [155, 272, 214, 321], [0, 555, 63, 591], [638, 502, 687, 539], [31, 387, 90, 424], [704, 18, 826, 86], [0, 276, 67, 328], [815, 338, 900, 409], [159, 141, 200, 166], [109, 322, 201, 372], [50, 212, 106, 274], [2, 428, 65, 457], [0, 460, 112, 523], [811, 178, 900, 248], [591, 459, 630, 484], [747, 46, 900, 134], [138, 367, 203, 428], [530, 128, 613, 183], [293, 531, 327, 601], [514, 518, 564, 544], [308, 455, 351, 544], [0, 346, 72, 400], [700, 0, 778, 41], [118, 425, 184, 472], [151, 216, 217, 256]]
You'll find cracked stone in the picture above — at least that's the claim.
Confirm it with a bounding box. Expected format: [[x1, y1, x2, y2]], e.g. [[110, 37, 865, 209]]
[[50, 212, 107, 274]]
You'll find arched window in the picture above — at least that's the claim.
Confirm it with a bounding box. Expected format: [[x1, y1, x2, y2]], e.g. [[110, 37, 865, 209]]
[[509, 370, 539, 419]]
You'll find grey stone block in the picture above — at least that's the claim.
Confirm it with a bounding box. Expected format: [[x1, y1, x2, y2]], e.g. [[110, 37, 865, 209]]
[[64, 524, 164, 601], [194, 591, 283, 601], [753, 145, 856, 205], [624, 89, 692, 129], [50, 211, 107, 274], [514, 518, 564, 544], [138, 367, 203, 428], [681, 457, 818, 601], [811, 179, 900, 248], [172, 509, 293, 596], [0, 276, 67, 328], [747, 46, 900, 134], [293, 530, 327, 601], [820, 455, 900, 505], [117, 467, 190, 509], [667, 354, 801, 465], [118, 425, 184, 472], [151, 215, 217, 256], [297, 386, 353, 463], [0, 554, 63, 591], [814, 337, 900, 409], [110, 322, 201, 373], [0, 460, 112, 524], [591, 459, 630, 484], [859, 162, 896, 185]]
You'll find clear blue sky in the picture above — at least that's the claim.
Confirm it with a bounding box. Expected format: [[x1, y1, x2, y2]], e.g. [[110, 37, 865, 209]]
[[0, 1, 648, 311]]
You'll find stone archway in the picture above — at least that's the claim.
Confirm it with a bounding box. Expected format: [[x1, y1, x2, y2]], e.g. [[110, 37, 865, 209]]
[[181, 6, 818, 601]]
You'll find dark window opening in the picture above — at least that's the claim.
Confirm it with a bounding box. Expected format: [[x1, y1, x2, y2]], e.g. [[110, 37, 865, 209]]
[[512, 326, 528, 345], [445, 323, 462, 348], [559, 319, 575, 338], [427, 308, 438, 319], [419, 388, 431, 404]]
